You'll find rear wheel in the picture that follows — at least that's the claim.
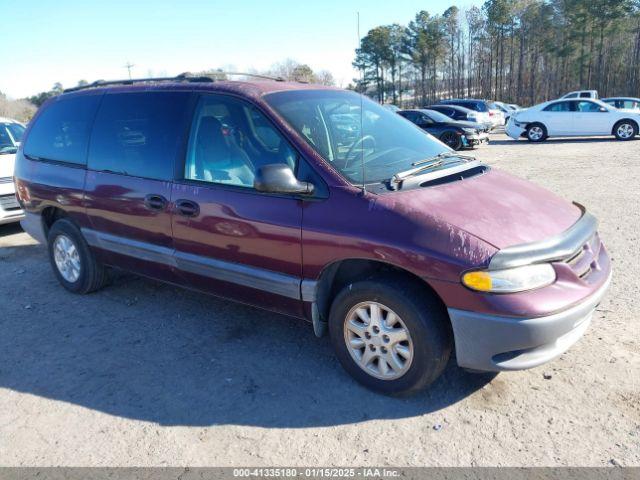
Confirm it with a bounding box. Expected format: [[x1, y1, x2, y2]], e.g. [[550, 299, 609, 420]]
[[526, 123, 547, 142], [328, 276, 452, 396], [613, 120, 637, 141], [47, 218, 108, 294], [440, 131, 463, 150]]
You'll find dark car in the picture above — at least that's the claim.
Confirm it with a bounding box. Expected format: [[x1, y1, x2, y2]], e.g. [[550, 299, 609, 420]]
[[398, 109, 489, 150], [601, 97, 640, 111], [14, 75, 611, 395], [425, 104, 491, 131], [437, 98, 506, 128]]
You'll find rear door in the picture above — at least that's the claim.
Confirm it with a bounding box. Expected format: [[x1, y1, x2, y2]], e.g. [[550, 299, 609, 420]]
[[84, 91, 194, 282], [573, 100, 609, 135], [170, 93, 306, 317]]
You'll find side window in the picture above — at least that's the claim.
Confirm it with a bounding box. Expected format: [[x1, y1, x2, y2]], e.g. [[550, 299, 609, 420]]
[[576, 101, 602, 112], [88, 92, 191, 180], [544, 101, 572, 112], [579, 92, 591, 98], [401, 111, 418, 123], [0, 126, 13, 150], [565, 93, 578, 98], [623, 100, 638, 110], [6, 123, 25, 144], [184, 95, 298, 188], [419, 114, 433, 124], [23, 94, 101, 165]]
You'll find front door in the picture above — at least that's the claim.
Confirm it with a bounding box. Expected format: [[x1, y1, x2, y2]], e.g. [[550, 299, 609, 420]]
[[540, 100, 574, 135], [84, 91, 194, 283], [171, 94, 305, 317]]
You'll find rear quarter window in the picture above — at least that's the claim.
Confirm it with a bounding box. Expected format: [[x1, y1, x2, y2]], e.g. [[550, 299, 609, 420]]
[[88, 92, 192, 181], [23, 94, 101, 165]]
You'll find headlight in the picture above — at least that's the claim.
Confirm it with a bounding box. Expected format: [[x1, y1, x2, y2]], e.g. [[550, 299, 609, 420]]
[[462, 127, 477, 134], [461, 264, 556, 293]]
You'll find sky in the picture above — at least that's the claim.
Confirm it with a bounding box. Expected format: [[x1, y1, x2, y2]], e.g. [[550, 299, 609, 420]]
[[0, 0, 481, 99]]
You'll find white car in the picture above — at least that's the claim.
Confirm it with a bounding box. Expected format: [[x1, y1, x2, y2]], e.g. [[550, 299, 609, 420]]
[[487, 102, 506, 126], [493, 101, 515, 122], [0, 118, 26, 225], [505, 98, 640, 142], [561, 90, 598, 99]]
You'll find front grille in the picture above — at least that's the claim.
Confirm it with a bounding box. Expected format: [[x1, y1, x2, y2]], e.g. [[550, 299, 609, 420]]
[[564, 233, 600, 279], [0, 194, 20, 211]]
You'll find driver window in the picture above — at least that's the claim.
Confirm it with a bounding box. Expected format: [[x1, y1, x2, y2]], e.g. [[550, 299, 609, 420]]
[[544, 101, 572, 112], [185, 96, 298, 188], [419, 114, 433, 124]]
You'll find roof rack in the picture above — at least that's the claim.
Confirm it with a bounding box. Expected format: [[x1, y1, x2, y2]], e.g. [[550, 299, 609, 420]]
[[63, 72, 213, 93], [214, 71, 285, 82], [63, 71, 285, 93]]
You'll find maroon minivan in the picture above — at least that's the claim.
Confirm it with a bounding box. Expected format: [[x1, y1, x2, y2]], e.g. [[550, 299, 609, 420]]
[[14, 76, 612, 395]]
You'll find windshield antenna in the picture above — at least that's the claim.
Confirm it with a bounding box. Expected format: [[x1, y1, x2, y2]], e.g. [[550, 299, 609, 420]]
[[357, 12, 366, 193]]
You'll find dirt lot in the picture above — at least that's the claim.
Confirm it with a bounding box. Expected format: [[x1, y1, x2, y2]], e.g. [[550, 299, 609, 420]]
[[0, 133, 638, 467]]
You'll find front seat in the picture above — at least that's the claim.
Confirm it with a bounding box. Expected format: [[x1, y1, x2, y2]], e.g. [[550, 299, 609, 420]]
[[193, 116, 255, 186]]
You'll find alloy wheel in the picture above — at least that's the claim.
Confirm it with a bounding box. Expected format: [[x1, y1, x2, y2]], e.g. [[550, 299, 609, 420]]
[[617, 123, 634, 139], [343, 302, 414, 380], [528, 126, 544, 140], [53, 234, 81, 283]]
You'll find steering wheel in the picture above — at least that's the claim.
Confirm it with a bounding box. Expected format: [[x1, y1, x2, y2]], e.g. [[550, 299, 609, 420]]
[[344, 135, 376, 170]]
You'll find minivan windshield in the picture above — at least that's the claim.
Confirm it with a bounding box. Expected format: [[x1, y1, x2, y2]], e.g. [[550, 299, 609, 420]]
[[265, 90, 455, 185]]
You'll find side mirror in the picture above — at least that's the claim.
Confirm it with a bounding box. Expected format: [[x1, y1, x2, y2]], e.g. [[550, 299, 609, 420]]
[[599, 107, 608, 112], [254, 164, 314, 195]]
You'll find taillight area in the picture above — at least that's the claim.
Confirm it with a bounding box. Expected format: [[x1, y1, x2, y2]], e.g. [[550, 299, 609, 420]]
[[15, 180, 30, 203]]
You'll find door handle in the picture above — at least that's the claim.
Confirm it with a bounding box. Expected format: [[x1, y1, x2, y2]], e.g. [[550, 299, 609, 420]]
[[143, 194, 168, 211], [175, 199, 200, 217]]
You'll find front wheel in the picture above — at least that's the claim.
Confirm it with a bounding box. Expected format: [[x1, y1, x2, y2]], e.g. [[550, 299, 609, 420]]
[[526, 123, 547, 142], [328, 276, 452, 396], [614, 120, 638, 141], [440, 131, 463, 150]]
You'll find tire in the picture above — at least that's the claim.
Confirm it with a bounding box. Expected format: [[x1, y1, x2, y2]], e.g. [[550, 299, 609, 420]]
[[328, 275, 452, 396], [613, 120, 638, 141], [526, 123, 547, 142], [440, 131, 463, 150], [47, 218, 108, 294]]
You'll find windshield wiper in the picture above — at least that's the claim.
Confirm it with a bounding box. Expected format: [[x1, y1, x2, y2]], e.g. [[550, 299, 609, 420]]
[[411, 151, 476, 167], [390, 152, 477, 189]]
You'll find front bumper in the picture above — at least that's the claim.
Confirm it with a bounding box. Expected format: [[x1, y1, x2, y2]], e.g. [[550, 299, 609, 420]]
[[448, 272, 611, 371], [462, 133, 489, 147], [0, 178, 24, 225], [505, 121, 526, 139]]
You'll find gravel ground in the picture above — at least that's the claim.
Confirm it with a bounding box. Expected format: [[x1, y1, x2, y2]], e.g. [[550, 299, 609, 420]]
[[0, 133, 638, 467]]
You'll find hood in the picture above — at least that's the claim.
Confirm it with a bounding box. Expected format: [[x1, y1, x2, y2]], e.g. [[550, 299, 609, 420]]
[[447, 120, 485, 129], [379, 168, 582, 250], [0, 153, 16, 178]]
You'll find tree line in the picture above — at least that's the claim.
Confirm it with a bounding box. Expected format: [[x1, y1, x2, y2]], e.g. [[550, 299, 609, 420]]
[[353, 0, 640, 107]]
